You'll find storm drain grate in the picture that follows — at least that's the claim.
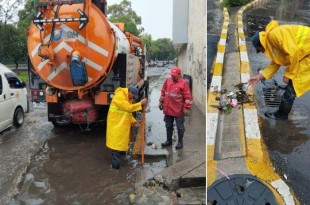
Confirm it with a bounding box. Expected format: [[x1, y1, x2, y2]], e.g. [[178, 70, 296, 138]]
[[262, 88, 281, 107]]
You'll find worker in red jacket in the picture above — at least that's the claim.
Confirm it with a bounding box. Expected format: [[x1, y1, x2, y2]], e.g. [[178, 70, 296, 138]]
[[159, 67, 193, 149]]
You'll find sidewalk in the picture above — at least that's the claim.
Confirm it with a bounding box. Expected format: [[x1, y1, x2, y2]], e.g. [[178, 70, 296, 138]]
[[132, 68, 206, 205]]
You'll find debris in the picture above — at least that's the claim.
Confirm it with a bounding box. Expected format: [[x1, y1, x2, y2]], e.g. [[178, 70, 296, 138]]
[[146, 142, 153, 146], [284, 174, 288, 180], [209, 82, 254, 113], [176, 192, 183, 197], [129, 193, 136, 204], [230, 99, 238, 108]]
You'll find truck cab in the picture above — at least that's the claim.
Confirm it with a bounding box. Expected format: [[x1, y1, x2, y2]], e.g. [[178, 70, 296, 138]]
[[0, 64, 28, 133]]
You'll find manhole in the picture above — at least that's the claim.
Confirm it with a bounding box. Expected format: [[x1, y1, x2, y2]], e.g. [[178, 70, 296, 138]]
[[207, 174, 277, 205], [262, 88, 281, 107]]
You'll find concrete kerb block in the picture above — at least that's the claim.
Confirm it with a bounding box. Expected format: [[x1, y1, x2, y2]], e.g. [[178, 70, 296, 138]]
[[236, 1, 297, 204]]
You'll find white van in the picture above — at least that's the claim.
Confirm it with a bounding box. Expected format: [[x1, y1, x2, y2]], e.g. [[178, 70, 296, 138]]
[[0, 63, 28, 133]]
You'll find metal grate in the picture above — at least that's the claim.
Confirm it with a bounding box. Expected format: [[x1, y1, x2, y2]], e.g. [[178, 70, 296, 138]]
[[262, 88, 281, 107]]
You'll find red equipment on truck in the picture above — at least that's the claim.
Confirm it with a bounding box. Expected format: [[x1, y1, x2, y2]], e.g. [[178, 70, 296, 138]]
[[27, 0, 148, 127]]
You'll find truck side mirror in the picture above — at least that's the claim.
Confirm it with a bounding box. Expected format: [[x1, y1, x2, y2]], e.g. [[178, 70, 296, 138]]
[[22, 82, 26, 88]]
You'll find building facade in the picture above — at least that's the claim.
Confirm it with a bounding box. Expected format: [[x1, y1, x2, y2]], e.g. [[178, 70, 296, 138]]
[[172, 0, 206, 115]]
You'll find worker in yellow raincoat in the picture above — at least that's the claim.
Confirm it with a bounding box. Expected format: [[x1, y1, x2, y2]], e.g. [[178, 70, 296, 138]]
[[248, 20, 310, 120], [106, 86, 147, 170]]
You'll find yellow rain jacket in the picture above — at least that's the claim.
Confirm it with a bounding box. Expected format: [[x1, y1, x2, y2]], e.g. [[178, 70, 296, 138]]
[[259, 20, 310, 97], [106, 87, 142, 151]]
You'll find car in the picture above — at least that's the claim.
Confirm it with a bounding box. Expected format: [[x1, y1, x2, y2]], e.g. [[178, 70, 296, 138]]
[[0, 64, 28, 133], [157, 61, 164, 67]]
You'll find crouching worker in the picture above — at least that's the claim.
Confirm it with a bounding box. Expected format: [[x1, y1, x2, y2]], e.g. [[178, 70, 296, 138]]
[[106, 86, 147, 170]]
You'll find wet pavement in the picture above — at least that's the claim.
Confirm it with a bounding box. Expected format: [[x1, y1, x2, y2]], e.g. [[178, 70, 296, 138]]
[[207, 0, 223, 89], [0, 65, 206, 205], [245, 1, 310, 203]]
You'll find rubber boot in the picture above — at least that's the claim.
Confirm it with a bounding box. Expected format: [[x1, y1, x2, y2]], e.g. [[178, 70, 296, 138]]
[[161, 129, 173, 147], [175, 130, 184, 149]]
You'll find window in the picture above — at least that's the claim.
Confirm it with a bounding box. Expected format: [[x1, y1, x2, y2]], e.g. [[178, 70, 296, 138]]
[[4, 73, 24, 89]]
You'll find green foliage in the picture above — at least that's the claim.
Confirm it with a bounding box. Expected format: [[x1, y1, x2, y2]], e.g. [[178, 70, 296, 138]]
[[107, 0, 144, 35], [141, 34, 176, 62], [0, 0, 35, 66], [110, 16, 139, 36], [221, 0, 252, 8], [17, 71, 28, 82]]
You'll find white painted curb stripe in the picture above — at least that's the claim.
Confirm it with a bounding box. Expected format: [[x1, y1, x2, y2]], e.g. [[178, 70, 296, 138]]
[[271, 179, 295, 205], [207, 113, 219, 145], [222, 28, 228, 34], [243, 109, 261, 139], [215, 52, 224, 63], [210, 76, 222, 92], [240, 51, 249, 62], [241, 73, 250, 84], [219, 38, 226, 45]]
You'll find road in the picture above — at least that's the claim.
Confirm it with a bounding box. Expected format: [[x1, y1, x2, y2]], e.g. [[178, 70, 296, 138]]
[[0, 64, 206, 204], [0, 65, 166, 204], [245, 1, 310, 204]]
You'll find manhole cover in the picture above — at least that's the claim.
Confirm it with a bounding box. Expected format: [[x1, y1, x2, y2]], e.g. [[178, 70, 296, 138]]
[[207, 174, 277, 205], [262, 88, 281, 107]]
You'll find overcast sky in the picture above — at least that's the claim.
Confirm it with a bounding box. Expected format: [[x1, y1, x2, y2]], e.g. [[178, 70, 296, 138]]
[[108, 0, 173, 40]]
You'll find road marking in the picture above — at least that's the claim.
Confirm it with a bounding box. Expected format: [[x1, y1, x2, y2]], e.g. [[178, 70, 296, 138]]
[[207, 6, 229, 187]]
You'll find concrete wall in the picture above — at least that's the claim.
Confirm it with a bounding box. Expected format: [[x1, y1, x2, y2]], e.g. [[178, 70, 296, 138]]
[[172, 0, 206, 115]]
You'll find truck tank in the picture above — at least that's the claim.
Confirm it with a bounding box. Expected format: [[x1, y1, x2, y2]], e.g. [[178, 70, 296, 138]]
[[27, 0, 147, 127]]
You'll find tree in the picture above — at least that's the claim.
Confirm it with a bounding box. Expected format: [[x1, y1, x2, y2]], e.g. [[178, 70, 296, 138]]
[[107, 0, 144, 36], [154, 38, 176, 60], [0, 0, 24, 25], [141, 35, 176, 61], [1, 24, 27, 70], [0, 0, 35, 67]]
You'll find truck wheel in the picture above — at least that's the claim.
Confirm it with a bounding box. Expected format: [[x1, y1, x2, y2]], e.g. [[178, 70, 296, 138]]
[[13, 107, 24, 127]]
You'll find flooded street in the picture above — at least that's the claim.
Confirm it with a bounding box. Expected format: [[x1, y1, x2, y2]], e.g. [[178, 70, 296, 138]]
[[245, 0, 310, 204], [1, 65, 205, 204]]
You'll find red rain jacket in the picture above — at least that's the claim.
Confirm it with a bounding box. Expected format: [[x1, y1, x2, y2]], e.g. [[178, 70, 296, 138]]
[[159, 77, 193, 117]]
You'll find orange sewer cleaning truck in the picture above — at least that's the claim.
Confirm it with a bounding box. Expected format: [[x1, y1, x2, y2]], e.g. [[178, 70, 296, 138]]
[[27, 0, 147, 127]]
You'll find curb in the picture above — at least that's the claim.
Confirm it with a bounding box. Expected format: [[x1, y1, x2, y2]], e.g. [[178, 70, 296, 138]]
[[237, 0, 297, 204], [207, 7, 230, 186]]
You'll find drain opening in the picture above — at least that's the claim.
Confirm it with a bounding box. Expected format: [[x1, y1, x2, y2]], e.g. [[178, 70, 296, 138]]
[[262, 88, 281, 107]]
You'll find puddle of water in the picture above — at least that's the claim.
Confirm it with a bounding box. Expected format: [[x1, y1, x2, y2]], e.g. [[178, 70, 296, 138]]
[[9, 71, 170, 205]]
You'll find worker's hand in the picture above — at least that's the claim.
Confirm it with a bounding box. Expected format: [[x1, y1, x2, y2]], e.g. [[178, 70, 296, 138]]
[[140, 98, 148, 106], [248, 73, 264, 88], [158, 102, 163, 110], [183, 108, 190, 116], [283, 76, 289, 84], [133, 122, 140, 127]]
